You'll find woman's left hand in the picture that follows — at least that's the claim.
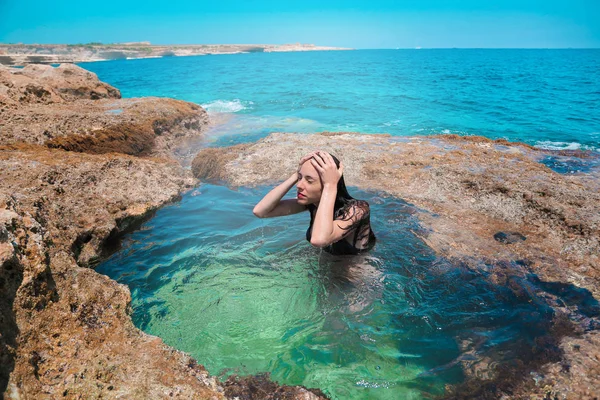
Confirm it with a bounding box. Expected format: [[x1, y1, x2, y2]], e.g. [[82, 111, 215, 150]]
[[311, 151, 343, 187]]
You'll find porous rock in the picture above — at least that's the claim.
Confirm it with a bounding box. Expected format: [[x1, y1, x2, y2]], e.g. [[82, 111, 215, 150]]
[[0, 63, 120, 107]]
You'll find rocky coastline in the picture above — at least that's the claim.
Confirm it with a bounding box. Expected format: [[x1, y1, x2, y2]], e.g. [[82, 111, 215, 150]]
[[0, 64, 325, 399], [192, 132, 600, 399], [0, 43, 353, 67], [2, 62, 599, 399]]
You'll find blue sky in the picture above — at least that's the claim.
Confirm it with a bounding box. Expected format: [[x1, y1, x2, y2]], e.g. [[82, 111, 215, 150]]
[[0, 0, 598, 48]]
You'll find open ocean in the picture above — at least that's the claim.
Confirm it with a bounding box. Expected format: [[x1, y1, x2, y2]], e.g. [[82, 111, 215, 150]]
[[81, 49, 600, 150]]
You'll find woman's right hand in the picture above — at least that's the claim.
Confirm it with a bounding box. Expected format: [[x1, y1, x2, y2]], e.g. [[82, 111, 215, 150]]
[[291, 151, 320, 182], [298, 151, 318, 170]]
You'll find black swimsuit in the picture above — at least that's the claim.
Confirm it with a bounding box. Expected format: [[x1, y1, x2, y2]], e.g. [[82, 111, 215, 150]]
[[306, 202, 376, 256]]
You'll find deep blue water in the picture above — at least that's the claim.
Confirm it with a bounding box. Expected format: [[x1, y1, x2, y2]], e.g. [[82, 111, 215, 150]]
[[81, 49, 600, 150]]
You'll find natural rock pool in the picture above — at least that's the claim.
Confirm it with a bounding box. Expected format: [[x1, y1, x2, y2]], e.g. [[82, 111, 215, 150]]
[[97, 184, 585, 399]]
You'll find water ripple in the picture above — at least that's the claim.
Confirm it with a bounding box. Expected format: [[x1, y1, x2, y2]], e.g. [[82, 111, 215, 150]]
[[96, 184, 600, 399]]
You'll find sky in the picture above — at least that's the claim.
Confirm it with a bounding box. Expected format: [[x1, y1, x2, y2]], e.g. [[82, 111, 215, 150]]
[[0, 0, 599, 48]]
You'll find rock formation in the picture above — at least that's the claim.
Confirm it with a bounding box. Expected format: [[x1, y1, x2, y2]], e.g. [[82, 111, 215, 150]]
[[192, 132, 600, 399], [0, 64, 208, 160], [0, 65, 325, 399]]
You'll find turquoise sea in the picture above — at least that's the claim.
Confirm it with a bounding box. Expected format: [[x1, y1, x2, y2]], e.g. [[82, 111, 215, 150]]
[[93, 50, 600, 399], [82, 49, 600, 150]]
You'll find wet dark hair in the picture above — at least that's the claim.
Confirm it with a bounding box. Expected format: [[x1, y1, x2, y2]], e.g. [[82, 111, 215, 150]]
[[306, 154, 353, 213], [306, 153, 374, 248]]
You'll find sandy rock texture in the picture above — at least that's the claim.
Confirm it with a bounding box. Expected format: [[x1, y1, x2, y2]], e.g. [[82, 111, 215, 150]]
[[0, 63, 120, 107], [0, 64, 326, 400], [0, 148, 225, 399], [192, 132, 600, 399]]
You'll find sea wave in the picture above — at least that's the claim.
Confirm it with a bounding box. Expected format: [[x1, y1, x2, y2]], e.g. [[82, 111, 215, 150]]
[[436, 128, 472, 136], [534, 141, 583, 151], [381, 119, 402, 127], [201, 99, 253, 113]]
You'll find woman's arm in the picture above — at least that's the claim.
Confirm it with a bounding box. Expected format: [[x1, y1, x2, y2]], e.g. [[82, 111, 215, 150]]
[[253, 172, 306, 218], [253, 152, 320, 218], [311, 203, 366, 247], [309, 182, 338, 247], [308, 152, 357, 248]]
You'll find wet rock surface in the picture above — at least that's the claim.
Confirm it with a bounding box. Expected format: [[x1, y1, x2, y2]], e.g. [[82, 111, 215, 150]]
[[223, 374, 327, 400], [192, 132, 600, 399], [0, 65, 325, 399]]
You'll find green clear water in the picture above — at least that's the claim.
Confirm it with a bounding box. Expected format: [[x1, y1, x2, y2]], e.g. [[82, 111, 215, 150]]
[[96, 184, 571, 399]]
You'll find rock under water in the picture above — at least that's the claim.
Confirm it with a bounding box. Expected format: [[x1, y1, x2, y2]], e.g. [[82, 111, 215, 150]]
[[493, 231, 527, 244]]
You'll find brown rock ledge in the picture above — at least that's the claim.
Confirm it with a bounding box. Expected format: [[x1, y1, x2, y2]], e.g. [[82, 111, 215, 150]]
[[192, 132, 600, 399], [0, 145, 224, 399], [1, 65, 325, 399], [1, 64, 209, 160]]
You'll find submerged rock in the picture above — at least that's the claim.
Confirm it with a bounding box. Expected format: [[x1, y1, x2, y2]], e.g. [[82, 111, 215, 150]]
[[224, 373, 327, 400], [493, 231, 527, 244]]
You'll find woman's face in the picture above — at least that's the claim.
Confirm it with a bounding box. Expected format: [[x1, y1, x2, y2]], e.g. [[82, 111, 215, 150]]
[[296, 159, 322, 205]]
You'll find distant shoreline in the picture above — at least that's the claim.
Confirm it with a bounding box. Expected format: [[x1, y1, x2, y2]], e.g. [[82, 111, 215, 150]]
[[0, 42, 353, 66]]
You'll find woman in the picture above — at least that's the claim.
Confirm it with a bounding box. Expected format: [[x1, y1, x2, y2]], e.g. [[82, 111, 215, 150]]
[[253, 151, 376, 255]]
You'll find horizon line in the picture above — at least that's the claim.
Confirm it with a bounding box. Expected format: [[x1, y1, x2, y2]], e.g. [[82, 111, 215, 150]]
[[1, 42, 599, 50]]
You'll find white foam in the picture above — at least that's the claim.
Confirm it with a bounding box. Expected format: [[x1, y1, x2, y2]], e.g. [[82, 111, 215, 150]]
[[125, 56, 162, 60], [381, 119, 402, 127], [534, 141, 582, 151], [438, 128, 470, 136], [201, 99, 252, 113]]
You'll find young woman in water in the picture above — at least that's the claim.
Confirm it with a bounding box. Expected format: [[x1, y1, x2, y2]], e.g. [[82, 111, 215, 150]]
[[253, 151, 376, 255]]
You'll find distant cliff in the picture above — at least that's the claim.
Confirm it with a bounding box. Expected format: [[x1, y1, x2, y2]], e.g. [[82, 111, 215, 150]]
[[0, 43, 353, 66]]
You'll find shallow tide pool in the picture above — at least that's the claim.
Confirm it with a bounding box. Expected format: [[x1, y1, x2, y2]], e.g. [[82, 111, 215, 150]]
[[97, 184, 561, 399]]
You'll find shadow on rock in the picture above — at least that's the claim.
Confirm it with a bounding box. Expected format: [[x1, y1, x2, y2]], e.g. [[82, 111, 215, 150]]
[[0, 244, 23, 394], [224, 373, 328, 400]]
